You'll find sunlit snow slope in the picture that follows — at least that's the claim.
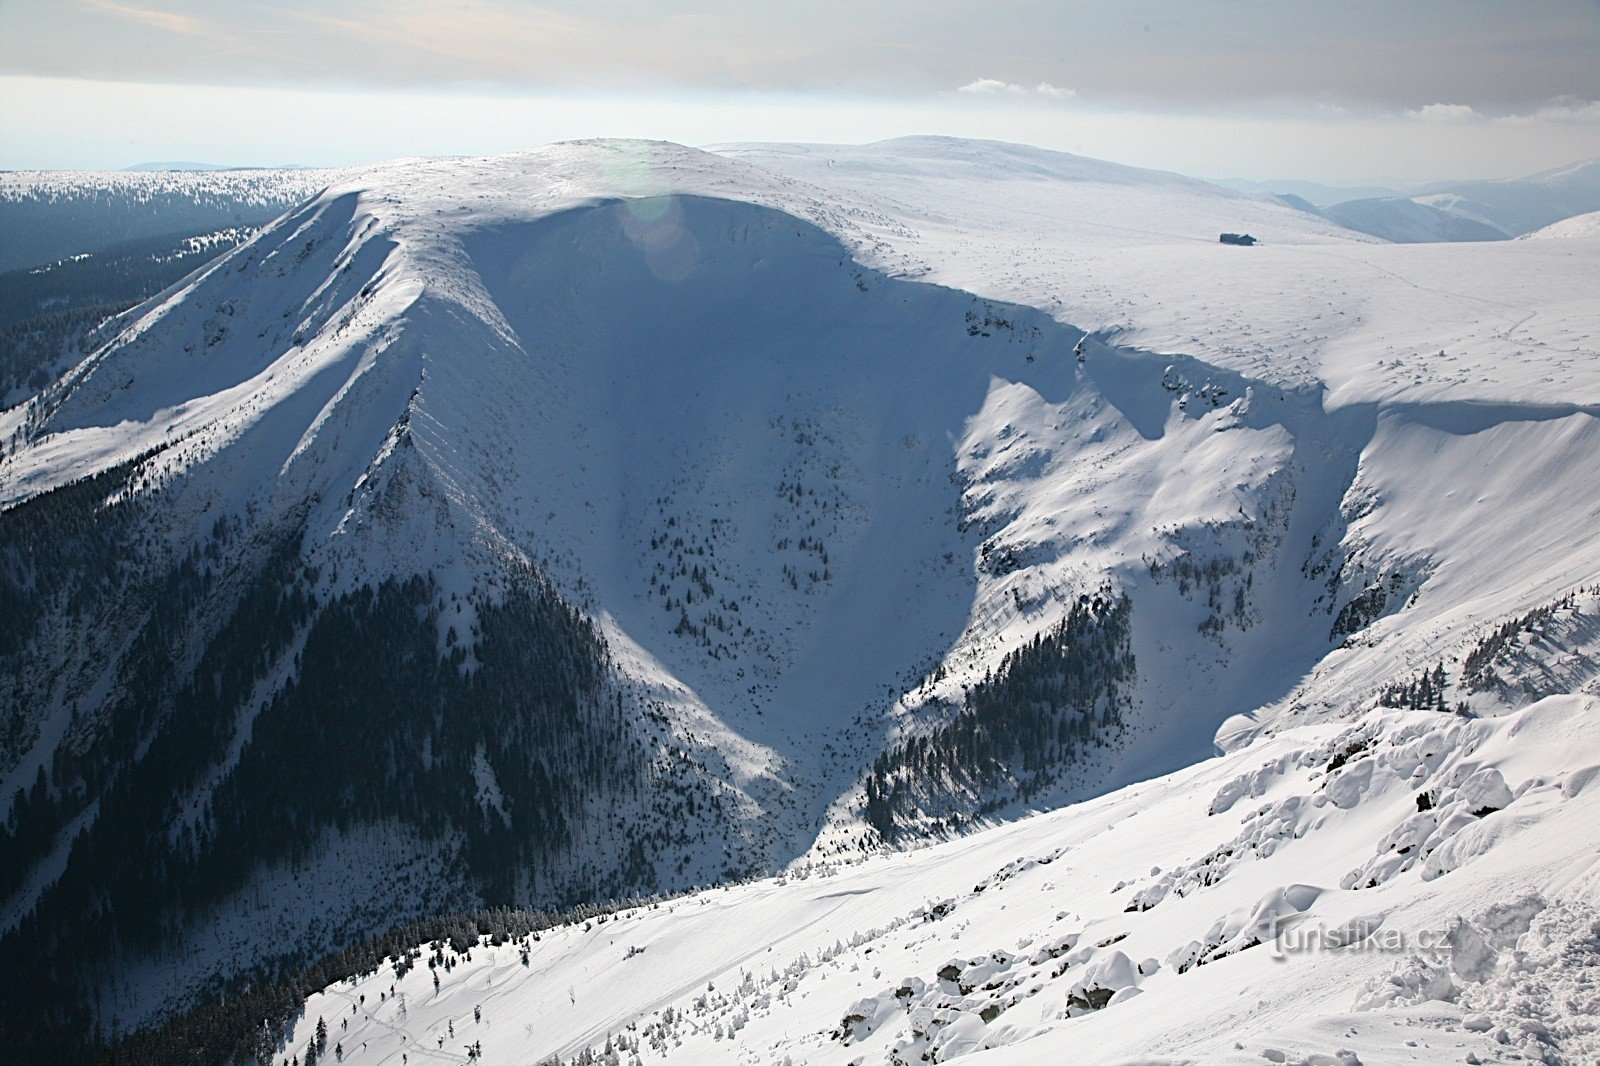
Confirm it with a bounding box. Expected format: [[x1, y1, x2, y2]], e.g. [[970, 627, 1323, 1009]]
[[1521, 209, 1600, 240], [713, 137, 1600, 408], [1, 139, 1597, 1055], [294, 686, 1600, 1065]]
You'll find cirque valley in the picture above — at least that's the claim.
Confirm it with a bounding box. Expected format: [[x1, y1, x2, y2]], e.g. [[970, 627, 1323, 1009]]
[[0, 131, 1598, 1066]]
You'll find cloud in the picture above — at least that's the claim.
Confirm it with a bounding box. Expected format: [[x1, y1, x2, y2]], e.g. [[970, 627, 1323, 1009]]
[[1405, 97, 1600, 127], [957, 78, 1025, 95], [957, 78, 1075, 100], [80, 0, 208, 36], [1520, 98, 1600, 123], [3, 3, 1594, 120], [1405, 102, 1478, 123]]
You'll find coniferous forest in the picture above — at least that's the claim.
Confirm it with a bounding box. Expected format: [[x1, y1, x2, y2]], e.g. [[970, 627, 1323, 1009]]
[[0, 457, 689, 1059], [863, 590, 1135, 842]]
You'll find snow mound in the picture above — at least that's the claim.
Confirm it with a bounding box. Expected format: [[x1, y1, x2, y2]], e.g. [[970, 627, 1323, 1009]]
[[1358, 894, 1600, 1064], [1519, 209, 1600, 239]]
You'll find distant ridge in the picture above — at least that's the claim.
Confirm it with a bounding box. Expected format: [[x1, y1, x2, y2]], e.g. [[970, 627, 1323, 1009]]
[[123, 161, 310, 172]]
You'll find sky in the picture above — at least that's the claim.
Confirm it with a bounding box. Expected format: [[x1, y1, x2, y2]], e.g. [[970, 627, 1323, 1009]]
[[1, 0, 1598, 182]]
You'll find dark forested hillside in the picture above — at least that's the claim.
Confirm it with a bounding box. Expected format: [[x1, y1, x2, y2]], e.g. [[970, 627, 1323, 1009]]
[[0, 227, 256, 406], [0, 462, 704, 1058], [0, 175, 315, 271], [863, 590, 1136, 841]]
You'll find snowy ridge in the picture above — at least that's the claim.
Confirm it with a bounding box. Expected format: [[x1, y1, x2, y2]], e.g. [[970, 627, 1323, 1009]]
[[1, 138, 1597, 1054]]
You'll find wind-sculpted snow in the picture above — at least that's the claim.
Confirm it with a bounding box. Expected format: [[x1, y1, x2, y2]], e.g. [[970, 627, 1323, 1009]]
[[1356, 894, 1600, 1064], [1125, 708, 1543, 914], [1167, 883, 1323, 973]]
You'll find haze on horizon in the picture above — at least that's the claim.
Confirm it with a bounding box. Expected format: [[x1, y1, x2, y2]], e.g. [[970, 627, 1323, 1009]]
[[1, 0, 1598, 185]]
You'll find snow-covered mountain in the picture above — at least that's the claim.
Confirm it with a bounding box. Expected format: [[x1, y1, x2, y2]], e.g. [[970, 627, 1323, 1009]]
[[1309, 159, 1600, 243], [1210, 177, 1404, 209], [1521, 209, 1600, 240], [1419, 159, 1600, 237], [1, 137, 1597, 1062], [1321, 196, 1511, 243]]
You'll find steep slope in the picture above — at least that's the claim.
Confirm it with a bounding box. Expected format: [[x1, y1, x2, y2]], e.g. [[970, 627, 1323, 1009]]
[[0, 141, 1356, 1040], [0, 226, 258, 407], [3, 138, 1598, 1058]]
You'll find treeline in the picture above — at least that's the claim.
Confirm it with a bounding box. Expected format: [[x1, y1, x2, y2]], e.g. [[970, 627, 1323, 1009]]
[[0, 227, 253, 331], [1376, 662, 1462, 712], [0, 303, 121, 405], [1462, 588, 1589, 693], [0, 451, 159, 852], [0, 483, 656, 1059], [864, 589, 1135, 841], [1375, 586, 1594, 712], [0, 226, 254, 405], [1374, 586, 1595, 712], [25, 897, 674, 1065], [0, 185, 286, 272]]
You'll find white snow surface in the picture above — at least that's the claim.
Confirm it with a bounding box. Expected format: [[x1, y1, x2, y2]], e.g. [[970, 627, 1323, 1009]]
[[291, 694, 1600, 1065], [1520, 210, 1600, 240], [712, 137, 1600, 409], [2, 138, 1598, 1055]]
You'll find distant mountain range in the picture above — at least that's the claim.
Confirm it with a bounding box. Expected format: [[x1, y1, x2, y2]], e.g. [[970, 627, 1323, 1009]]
[[1230, 159, 1600, 243], [1212, 176, 1406, 207], [0, 167, 340, 271], [123, 162, 312, 172]]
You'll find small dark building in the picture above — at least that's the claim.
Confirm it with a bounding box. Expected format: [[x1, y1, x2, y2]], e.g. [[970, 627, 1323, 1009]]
[[1219, 232, 1257, 246]]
